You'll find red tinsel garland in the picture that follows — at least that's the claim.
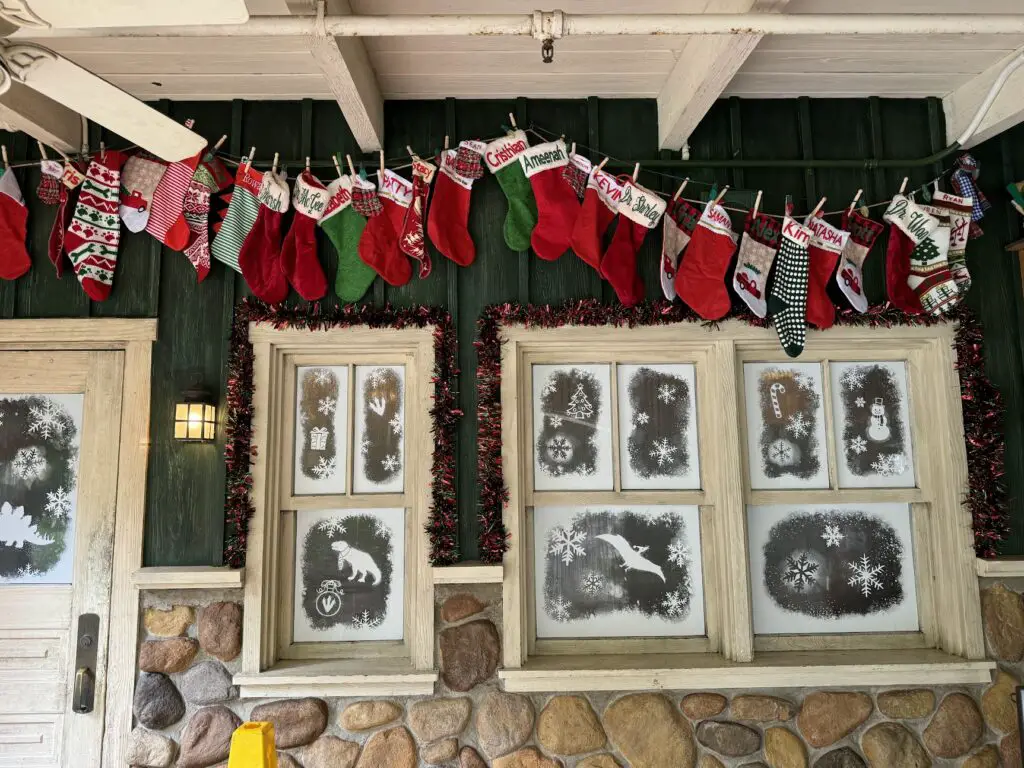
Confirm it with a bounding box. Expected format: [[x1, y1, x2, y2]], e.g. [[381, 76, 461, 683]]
[[224, 298, 461, 567], [475, 300, 1009, 563]]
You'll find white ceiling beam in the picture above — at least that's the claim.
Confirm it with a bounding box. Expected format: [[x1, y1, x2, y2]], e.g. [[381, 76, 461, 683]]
[[657, 0, 789, 150], [944, 45, 1024, 149], [0, 80, 80, 153]]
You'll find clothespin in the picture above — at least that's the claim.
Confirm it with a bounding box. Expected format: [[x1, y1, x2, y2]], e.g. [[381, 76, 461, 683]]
[[212, 135, 227, 151], [848, 188, 863, 215], [99, 141, 106, 162], [379, 149, 385, 176], [407, 145, 419, 161], [36, 140, 47, 161], [246, 146, 256, 170], [345, 154, 355, 176], [898, 177, 909, 195], [570, 142, 576, 157], [271, 152, 279, 175], [921, 183, 932, 203], [1, 145, 8, 171], [673, 178, 689, 201], [809, 197, 826, 219], [631, 163, 639, 182], [752, 190, 763, 217], [508, 112, 518, 129], [332, 154, 343, 179], [444, 135, 450, 151], [784, 194, 794, 217], [596, 157, 609, 172], [713, 185, 730, 207], [305, 156, 310, 172]]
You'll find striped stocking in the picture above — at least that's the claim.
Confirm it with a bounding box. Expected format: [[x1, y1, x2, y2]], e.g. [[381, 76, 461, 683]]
[[146, 149, 203, 251], [211, 162, 263, 273]]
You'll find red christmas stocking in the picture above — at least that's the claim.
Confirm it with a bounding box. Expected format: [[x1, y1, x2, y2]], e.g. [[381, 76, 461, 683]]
[[49, 161, 85, 276], [570, 166, 622, 271], [378, 168, 412, 241], [281, 170, 329, 301], [0, 169, 30, 280], [399, 156, 435, 279], [427, 143, 483, 267], [521, 139, 578, 261], [803, 214, 850, 330], [884, 225, 923, 314], [675, 201, 739, 320], [356, 176, 411, 287], [238, 170, 290, 304], [146, 148, 204, 251], [600, 180, 666, 307]]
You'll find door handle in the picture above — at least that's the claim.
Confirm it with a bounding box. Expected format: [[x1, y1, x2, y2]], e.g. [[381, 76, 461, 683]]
[[72, 613, 99, 714]]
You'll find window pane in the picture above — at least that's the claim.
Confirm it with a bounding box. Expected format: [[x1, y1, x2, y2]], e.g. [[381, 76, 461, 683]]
[[743, 362, 829, 489], [747, 503, 918, 634], [353, 365, 405, 495], [293, 508, 405, 642], [534, 505, 704, 638], [294, 366, 350, 496], [617, 364, 700, 490], [532, 364, 613, 491], [830, 362, 916, 488]]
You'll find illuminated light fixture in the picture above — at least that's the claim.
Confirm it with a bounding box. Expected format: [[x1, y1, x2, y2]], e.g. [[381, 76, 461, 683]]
[[174, 374, 216, 442]]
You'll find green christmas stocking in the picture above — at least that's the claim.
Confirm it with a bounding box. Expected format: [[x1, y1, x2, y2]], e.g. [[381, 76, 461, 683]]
[[319, 176, 376, 302], [484, 130, 536, 251]]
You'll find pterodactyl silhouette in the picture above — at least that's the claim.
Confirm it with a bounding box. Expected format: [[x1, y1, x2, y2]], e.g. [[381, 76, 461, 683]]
[[596, 533, 666, 582]]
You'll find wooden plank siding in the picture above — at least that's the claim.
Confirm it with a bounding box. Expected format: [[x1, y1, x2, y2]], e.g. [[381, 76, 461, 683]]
[[0, 96, 1019, 563]]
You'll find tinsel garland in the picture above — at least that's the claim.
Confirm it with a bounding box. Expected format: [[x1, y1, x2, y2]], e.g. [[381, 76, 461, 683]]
[[224, 298, 461, 568], [476, 299, 1008, 563]]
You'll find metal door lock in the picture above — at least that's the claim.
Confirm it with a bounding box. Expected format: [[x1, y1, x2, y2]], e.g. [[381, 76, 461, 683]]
[[72, 613, 99, 714]]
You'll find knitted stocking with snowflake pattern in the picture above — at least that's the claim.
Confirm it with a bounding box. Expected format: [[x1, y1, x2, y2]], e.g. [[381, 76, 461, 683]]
[[768, 216, 813, 358], [182, 153, 233, 282], [732, 211, 780, 318], [803, 215, 850, 330], [64, 150, 126, 301]]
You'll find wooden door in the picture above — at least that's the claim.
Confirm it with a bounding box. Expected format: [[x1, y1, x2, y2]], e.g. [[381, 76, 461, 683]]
[[0, 352, 123, 768]]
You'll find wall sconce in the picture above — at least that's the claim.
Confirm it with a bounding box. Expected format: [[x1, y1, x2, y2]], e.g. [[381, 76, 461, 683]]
[[174, 375, 216, 443]]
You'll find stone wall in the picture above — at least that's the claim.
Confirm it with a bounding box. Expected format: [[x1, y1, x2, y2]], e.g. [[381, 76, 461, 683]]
[[126, 581, 1024, 768]]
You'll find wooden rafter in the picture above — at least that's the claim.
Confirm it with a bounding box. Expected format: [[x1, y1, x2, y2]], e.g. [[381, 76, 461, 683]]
[[0, 80, 80, 153], [944, 44, 1024, 150]]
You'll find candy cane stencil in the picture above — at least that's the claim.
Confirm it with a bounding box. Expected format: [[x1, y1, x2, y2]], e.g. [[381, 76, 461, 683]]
[[770, 383, 786, 419]]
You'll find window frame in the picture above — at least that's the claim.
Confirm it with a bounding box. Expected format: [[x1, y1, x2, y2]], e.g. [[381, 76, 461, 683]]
[[498, 320, 989, 690], [238, 324, 437, 697]]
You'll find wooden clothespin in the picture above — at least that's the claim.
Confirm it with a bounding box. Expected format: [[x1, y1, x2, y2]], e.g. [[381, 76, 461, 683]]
[[407, 145, 419, 161], [752, 190, 763, 217], [246, 146, 256, 170], [305, 156, 310, 172], [631, 163, 640, 182], [443, 135, 450, 150], [99, 141, 106, 162], [596, 157, 609, 172], [508, 112, 517, 129], [345, 154, 356, 176], [212, 135, 227, 152], [809, 197, 827, 219], [898, 177, 909, 195], [848, 188, 863, 214], [332, 154, 343, 179], [36, 140, 47, 161], [379, 150, 385, 176], [673, 178, 689, 201], [569, 142, 576, 157], [1, 145, 9, 171], [713, 185, 730, 206], [271, 152, 279, 175]]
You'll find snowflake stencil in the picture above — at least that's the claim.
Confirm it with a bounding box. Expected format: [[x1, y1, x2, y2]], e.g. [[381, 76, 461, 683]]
[[381, 454, 401, 472], [389, 414, 403, 436], [855, 397, 866, 408], [821, 523, 844, 548], [633, 411, 649, 427], [310, 368, 332, 385], [542, 380, 557, 397], [786, 413, 810, 438], [12, 446, 45, 480], [649, 438, 677, 467], [871, 453, 907, 477], [311, 456, 337, 479], [375, 517, 392, 540], [549, 526, 586, 565], [656, 384, 677, 404], [16, 564, 39, 578], [848, 436, 867, 455], [782, 553, 819, 591], [548, 594, 572, 621], [28, 400, 69, 440], [580, 572, 604, 595], [667, 541, 690, 568], [547, 436, 571, 461], [548, 415, 563, 429], [661, 589, 687, 618], [352, 610, 384, 630], [841, 368, 865, 390], [847, 555, 885, 597], [795, 373, 816, 391], [317, 518, 347, 536], [317, 397, 337, 417], [44, 487, 72, 520]]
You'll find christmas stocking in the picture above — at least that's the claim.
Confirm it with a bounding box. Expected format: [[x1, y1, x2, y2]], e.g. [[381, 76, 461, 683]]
[[183, 153, 233, 283], [484, 130, 535, 252], [908, 205, 958, 315], [932, 190, 973, 295], [836, 209, 884, 313], [64, 150, 125, 301], [356, 175, 410, 287], [521, 139, 578, 261], [732, 211, 780, 318], [660, 196, 700, 301], [803, 215, 850, 330], [320, 176, 376, 303], [238, 170, 290, 304], [146, 148, 204, 251], [0, 169, 30, 280], [427, 143, 483, 267], [768, 216, 813, 357], [883, 194, 942, 314], [885, 224, 923, 314], [398, 156, 435, 279], [211, 162, 264, 273], [675, 201, 739, 320], [600, 179, 666, 306], [951, 154, 989, 239], [119, 151, 167, 233], [37, 159, 63, 206], [377, 168, 414, 279], [281, 170, 329, 301], [563, 152, 592, 200], [48, 161, 85, 276], [570, 166, 622, 272]]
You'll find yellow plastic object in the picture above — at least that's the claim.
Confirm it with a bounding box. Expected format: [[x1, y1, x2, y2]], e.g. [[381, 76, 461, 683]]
[[227, 722, 277, 768]]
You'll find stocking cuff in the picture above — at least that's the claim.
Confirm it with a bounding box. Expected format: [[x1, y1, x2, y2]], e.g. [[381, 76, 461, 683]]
[[932, 189, 973, 215], [412, 157, 436, 183], [666, 197, 700, 234], [377, 168, 413, 209], [520, 140, 569, 178], [438, 150, 475, 190], [697, 202, 737, 243], [292, 170, 329, 220], [234, 163, 264, 198], [744, 211, 781, 248], [351, 176, 383, 218], [842, 209, 884, 248], [61, 162, 86, 190], [883, 194, 938, 244], [257, 170, 290, 213], [781, 216, 812, 249], [616, 180, 667, 228], [588, 168, 624, 212], [0, 169, 23, 206], [805, 214, 850, 255], [484, 130, 529, 172], [40, 159, 63, 179], [320, 176, 354, 223]]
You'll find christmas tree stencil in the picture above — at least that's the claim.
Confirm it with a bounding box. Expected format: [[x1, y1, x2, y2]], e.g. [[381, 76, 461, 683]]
[[566, 384, 594, 420]]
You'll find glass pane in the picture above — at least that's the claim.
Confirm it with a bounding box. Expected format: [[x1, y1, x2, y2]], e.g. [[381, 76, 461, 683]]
[[174, 421, 187, 439], [743, 362, 829, 489], [0, 394, 84, 585], [747, 503, 919, 634], [532, 364, 613, 491], [294, 366, 350, 496], [352, 366, 405, 495], [830, 362, 916, 488], [617, 364, 700, 490], [293, 508, 405, 642], [534, 505, 704, 638], [175, 403, 188, 420]]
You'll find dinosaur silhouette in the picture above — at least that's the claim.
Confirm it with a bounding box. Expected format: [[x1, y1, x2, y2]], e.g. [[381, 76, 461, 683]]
[[0, 502, 53, 548], [596, 533, 665, 582]]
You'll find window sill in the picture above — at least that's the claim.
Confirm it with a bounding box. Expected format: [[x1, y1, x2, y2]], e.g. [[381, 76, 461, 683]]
[[498, 649, 995, 692], [234, 658, 437, 698]]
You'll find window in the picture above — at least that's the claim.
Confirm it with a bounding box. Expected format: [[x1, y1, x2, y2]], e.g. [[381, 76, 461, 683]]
[[237, 324, 437, 697], [497, 320, 992, 692]]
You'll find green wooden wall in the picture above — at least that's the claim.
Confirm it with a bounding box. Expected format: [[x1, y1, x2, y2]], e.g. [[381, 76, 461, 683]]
[[2, 96, 1022, 563]]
